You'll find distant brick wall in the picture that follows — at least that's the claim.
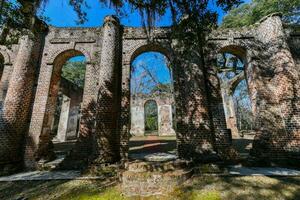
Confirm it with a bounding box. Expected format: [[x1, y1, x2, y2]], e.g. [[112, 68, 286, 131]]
[[0, 14, 299, 171], [130, 94, 176, 136]]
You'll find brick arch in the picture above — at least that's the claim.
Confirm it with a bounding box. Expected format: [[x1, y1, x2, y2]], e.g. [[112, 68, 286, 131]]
[[144, 99, 157, 107], [216, 44, 251, 87], [52, 49, 86, 71], [217, 45, 248, 94], [37, 49, 88, 160], [218, 45, 247, 64], [46, 47, 91, 65], [129, 43, 174, 65], [128, 43, 176, 94]]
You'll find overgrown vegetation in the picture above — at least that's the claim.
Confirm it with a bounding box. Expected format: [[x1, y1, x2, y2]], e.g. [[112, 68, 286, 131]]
[[222, 0, 300, 28]]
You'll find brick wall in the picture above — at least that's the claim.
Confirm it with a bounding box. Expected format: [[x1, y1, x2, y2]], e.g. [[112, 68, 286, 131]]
[[0, 14, 299, 171]]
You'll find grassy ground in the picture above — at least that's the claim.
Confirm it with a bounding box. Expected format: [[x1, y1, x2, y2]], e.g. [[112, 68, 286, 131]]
[[1, 175, 299, 200]]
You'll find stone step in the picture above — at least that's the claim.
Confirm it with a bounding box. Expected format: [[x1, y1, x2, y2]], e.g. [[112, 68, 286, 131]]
[[121, 168, 193, 197], [126, 159, 192, 173], [53, 141, 76, 152], [37, 155, 66, 171]]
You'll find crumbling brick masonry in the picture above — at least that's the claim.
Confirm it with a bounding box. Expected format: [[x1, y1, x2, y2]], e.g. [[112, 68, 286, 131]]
[[0, 14, 299, 171]]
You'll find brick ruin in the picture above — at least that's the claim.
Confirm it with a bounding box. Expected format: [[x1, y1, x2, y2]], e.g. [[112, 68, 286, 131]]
[[0, 13, 299, 171], [130, 93, 176, 136], [52, 78, 83, 142]]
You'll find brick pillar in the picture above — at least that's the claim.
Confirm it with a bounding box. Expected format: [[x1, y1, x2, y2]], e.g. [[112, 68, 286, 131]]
[[204, 52, 233, 156], [175, 59, 215, 160], [0, 35, 42, 170], [55, 95, 71, 142], [95, 15, 121, 163], [221, 86, 239, 138], [251, 14, 300, 161]]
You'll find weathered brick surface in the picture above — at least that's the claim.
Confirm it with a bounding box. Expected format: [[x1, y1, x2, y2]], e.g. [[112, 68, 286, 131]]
[[130, 93, 176, 136], [0, 14, 299, 171], [0, 34, 45, 171]]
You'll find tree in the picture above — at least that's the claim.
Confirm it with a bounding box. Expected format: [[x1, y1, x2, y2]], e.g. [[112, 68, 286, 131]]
[[222, 0, 300, 28], [61, 61, 86, 88], [144, 100, 158, 131]]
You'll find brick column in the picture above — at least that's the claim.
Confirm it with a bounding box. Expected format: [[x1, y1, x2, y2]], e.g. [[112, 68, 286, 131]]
[[174, 59, 215, 161], [95, 15, 121, 163], [55, 95, 71, 142], [204, 52, 233, 157], [251, 14, 300, 161], [0, 34, 42, 170]]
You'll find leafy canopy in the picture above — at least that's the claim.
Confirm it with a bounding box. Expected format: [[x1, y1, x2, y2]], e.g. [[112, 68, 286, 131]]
[[61, 61, 86, 88], [222, 0, 300, 28]]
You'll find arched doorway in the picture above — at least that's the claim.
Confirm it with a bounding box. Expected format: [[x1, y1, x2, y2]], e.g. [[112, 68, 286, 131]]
[[129, 51, 176, 160], [144, 100, 159, 135], [217, 48, 255, 157], [40, 50, 87, 163]]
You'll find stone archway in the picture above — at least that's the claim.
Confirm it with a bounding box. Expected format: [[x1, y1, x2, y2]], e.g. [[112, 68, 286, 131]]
[[125, 47, 177, 160], [26, 49, 89, 167], [120, 40, 177, 160]]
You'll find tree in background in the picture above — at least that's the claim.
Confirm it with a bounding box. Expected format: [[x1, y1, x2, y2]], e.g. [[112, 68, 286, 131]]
[[217, 53, 254, 134], [61, 61, 86, 88], [144, 100, 158, 132], [222, 0, 300, 28], [232, 80, 253, 132], [131, 52, 172, 96]]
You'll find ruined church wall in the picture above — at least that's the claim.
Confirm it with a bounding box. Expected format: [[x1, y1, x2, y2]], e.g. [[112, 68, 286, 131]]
[[25, 26, 101, 168], [0, 14, 299, 170], [130, 95, 175, 136]]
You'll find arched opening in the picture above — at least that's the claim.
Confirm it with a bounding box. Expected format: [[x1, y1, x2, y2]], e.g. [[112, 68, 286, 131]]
[[43, 50, 86, 164], [144, 100, 158, 134], [217, 47, 255, 157], [129, 50, 176, 161]]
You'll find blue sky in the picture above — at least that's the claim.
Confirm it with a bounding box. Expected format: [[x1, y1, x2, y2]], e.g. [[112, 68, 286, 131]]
[[40, 0, 252, 27], [131, 52, 171, 94]]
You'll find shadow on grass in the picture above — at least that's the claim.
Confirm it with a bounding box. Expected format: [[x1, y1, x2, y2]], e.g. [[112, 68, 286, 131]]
[[0, 179, 122, 200], [180, 175, 300, 200]]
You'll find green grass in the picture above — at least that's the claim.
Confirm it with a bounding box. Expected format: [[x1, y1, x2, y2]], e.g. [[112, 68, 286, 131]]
[[0, 176, 299, 200]]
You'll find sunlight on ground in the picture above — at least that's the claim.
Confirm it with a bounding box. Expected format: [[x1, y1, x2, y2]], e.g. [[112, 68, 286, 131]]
[[0, 176, 299, 200]]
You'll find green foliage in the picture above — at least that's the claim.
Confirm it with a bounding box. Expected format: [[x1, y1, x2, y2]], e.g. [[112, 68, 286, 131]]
[[222, 0, 300, 28], [144, 100, 158, 131], [61, 61, 86, 88]]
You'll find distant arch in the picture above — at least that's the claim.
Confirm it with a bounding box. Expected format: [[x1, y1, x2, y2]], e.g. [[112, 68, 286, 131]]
[[144, 99, 159, 133]]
